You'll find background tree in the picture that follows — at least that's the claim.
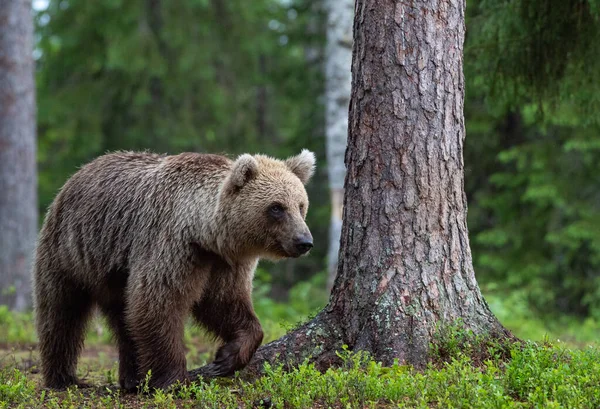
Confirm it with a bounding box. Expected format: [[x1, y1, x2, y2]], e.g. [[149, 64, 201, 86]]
[[243, 0, 512, 373], [324, 0, 353, 290], [0, 0, 37, 310]]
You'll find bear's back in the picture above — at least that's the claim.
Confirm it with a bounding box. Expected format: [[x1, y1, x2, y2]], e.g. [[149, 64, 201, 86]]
[[38, 151, 232, 281]]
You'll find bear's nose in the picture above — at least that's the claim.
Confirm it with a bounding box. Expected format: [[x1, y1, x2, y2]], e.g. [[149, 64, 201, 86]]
[[295, 236, 313, 254]]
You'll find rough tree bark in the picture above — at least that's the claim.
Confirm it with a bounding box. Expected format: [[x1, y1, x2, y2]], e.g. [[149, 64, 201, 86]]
[[241, 0, 512, 374], [324, 0, 353, 291], [0, 0, 37, 310]]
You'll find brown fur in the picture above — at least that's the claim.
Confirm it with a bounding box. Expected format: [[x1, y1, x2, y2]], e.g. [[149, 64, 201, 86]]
[[33, 150, 315, 391]]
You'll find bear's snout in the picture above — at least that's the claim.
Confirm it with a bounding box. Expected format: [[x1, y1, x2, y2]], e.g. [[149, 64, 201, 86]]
[[293, 233, 313, 256]]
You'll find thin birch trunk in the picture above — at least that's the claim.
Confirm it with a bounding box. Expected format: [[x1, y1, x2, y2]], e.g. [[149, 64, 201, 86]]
[[325, 0, 353, 290]]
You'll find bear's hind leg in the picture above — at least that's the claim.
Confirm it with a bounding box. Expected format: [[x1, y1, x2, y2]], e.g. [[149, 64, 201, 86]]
[[101, 303, 139, 392], [36, 275, 94, 389]]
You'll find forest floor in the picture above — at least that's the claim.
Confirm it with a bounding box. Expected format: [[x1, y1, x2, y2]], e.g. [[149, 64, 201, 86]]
[[2, 290, 600, 408], [2, 317, 600, 408]]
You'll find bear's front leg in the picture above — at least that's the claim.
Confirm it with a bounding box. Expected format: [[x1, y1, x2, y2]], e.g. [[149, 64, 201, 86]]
[[126, 283, 189, 390], [190, 291, 264, 378]]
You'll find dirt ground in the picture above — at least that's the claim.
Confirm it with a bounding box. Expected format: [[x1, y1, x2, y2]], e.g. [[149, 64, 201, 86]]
[[0, 337, 213, 387]]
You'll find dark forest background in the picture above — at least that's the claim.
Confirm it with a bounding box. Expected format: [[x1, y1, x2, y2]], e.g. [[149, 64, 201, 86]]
[[28, 0, 600, 341]]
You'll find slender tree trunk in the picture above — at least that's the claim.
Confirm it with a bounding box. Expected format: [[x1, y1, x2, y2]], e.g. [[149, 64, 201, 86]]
[[256, 54, 269, 141], [237, 0, 512, 375], [325, 0, 353, 291], [0, 0, 37, 311]]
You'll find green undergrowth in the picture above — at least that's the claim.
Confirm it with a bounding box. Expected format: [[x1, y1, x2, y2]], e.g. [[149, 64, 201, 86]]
[[485, 290, 600, 347], [2, 290, 600, 408], [0, 307, 36, 345], [2, 339, 600, 409]]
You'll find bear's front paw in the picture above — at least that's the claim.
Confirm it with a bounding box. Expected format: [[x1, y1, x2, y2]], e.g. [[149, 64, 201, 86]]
[[188, 363, 233, 381]]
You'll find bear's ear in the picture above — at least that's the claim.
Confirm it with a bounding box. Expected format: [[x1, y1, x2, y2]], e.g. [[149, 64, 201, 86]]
[[285, 149, 316, 185], [227, 154, 259, 190]]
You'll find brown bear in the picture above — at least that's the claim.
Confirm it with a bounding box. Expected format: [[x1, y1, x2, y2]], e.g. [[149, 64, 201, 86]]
[[33, 150, 315, 391]]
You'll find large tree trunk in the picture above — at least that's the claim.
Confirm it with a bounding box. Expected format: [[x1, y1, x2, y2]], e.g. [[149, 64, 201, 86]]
[[242, 0, 514, 375], [324, 0, 353, 291], [0, 0, 37, 311]]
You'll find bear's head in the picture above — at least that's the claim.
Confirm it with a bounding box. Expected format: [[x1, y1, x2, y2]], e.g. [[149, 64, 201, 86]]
[[219, 150, 315, 260]]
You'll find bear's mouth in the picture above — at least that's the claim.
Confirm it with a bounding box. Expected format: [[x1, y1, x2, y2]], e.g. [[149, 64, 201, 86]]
[[269, 241, 299, 258]]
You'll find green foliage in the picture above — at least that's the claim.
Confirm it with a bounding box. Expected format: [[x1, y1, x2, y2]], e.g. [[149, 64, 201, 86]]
[[0, 368, 36, 408], [0, 368, 35, 408], [36, 0, 325, 203], [0, 306, 36, 344], [2, 342, 600, 408], [464, 0, 600, 319], [505, 344, 600, 407], [429, 320, 512, 366], [465, 111, 600, 317], [253, 269, 328, 341], [486, 288, 600, 346], [467, 0, 600, 120]]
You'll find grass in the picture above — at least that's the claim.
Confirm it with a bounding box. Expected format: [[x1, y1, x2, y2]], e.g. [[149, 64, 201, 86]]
[[2, 283, 600, 408], [2, 340, 600, 408]]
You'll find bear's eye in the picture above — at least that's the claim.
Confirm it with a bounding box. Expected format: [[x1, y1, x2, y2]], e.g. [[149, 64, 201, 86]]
[[269, 204, 285, 215]]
